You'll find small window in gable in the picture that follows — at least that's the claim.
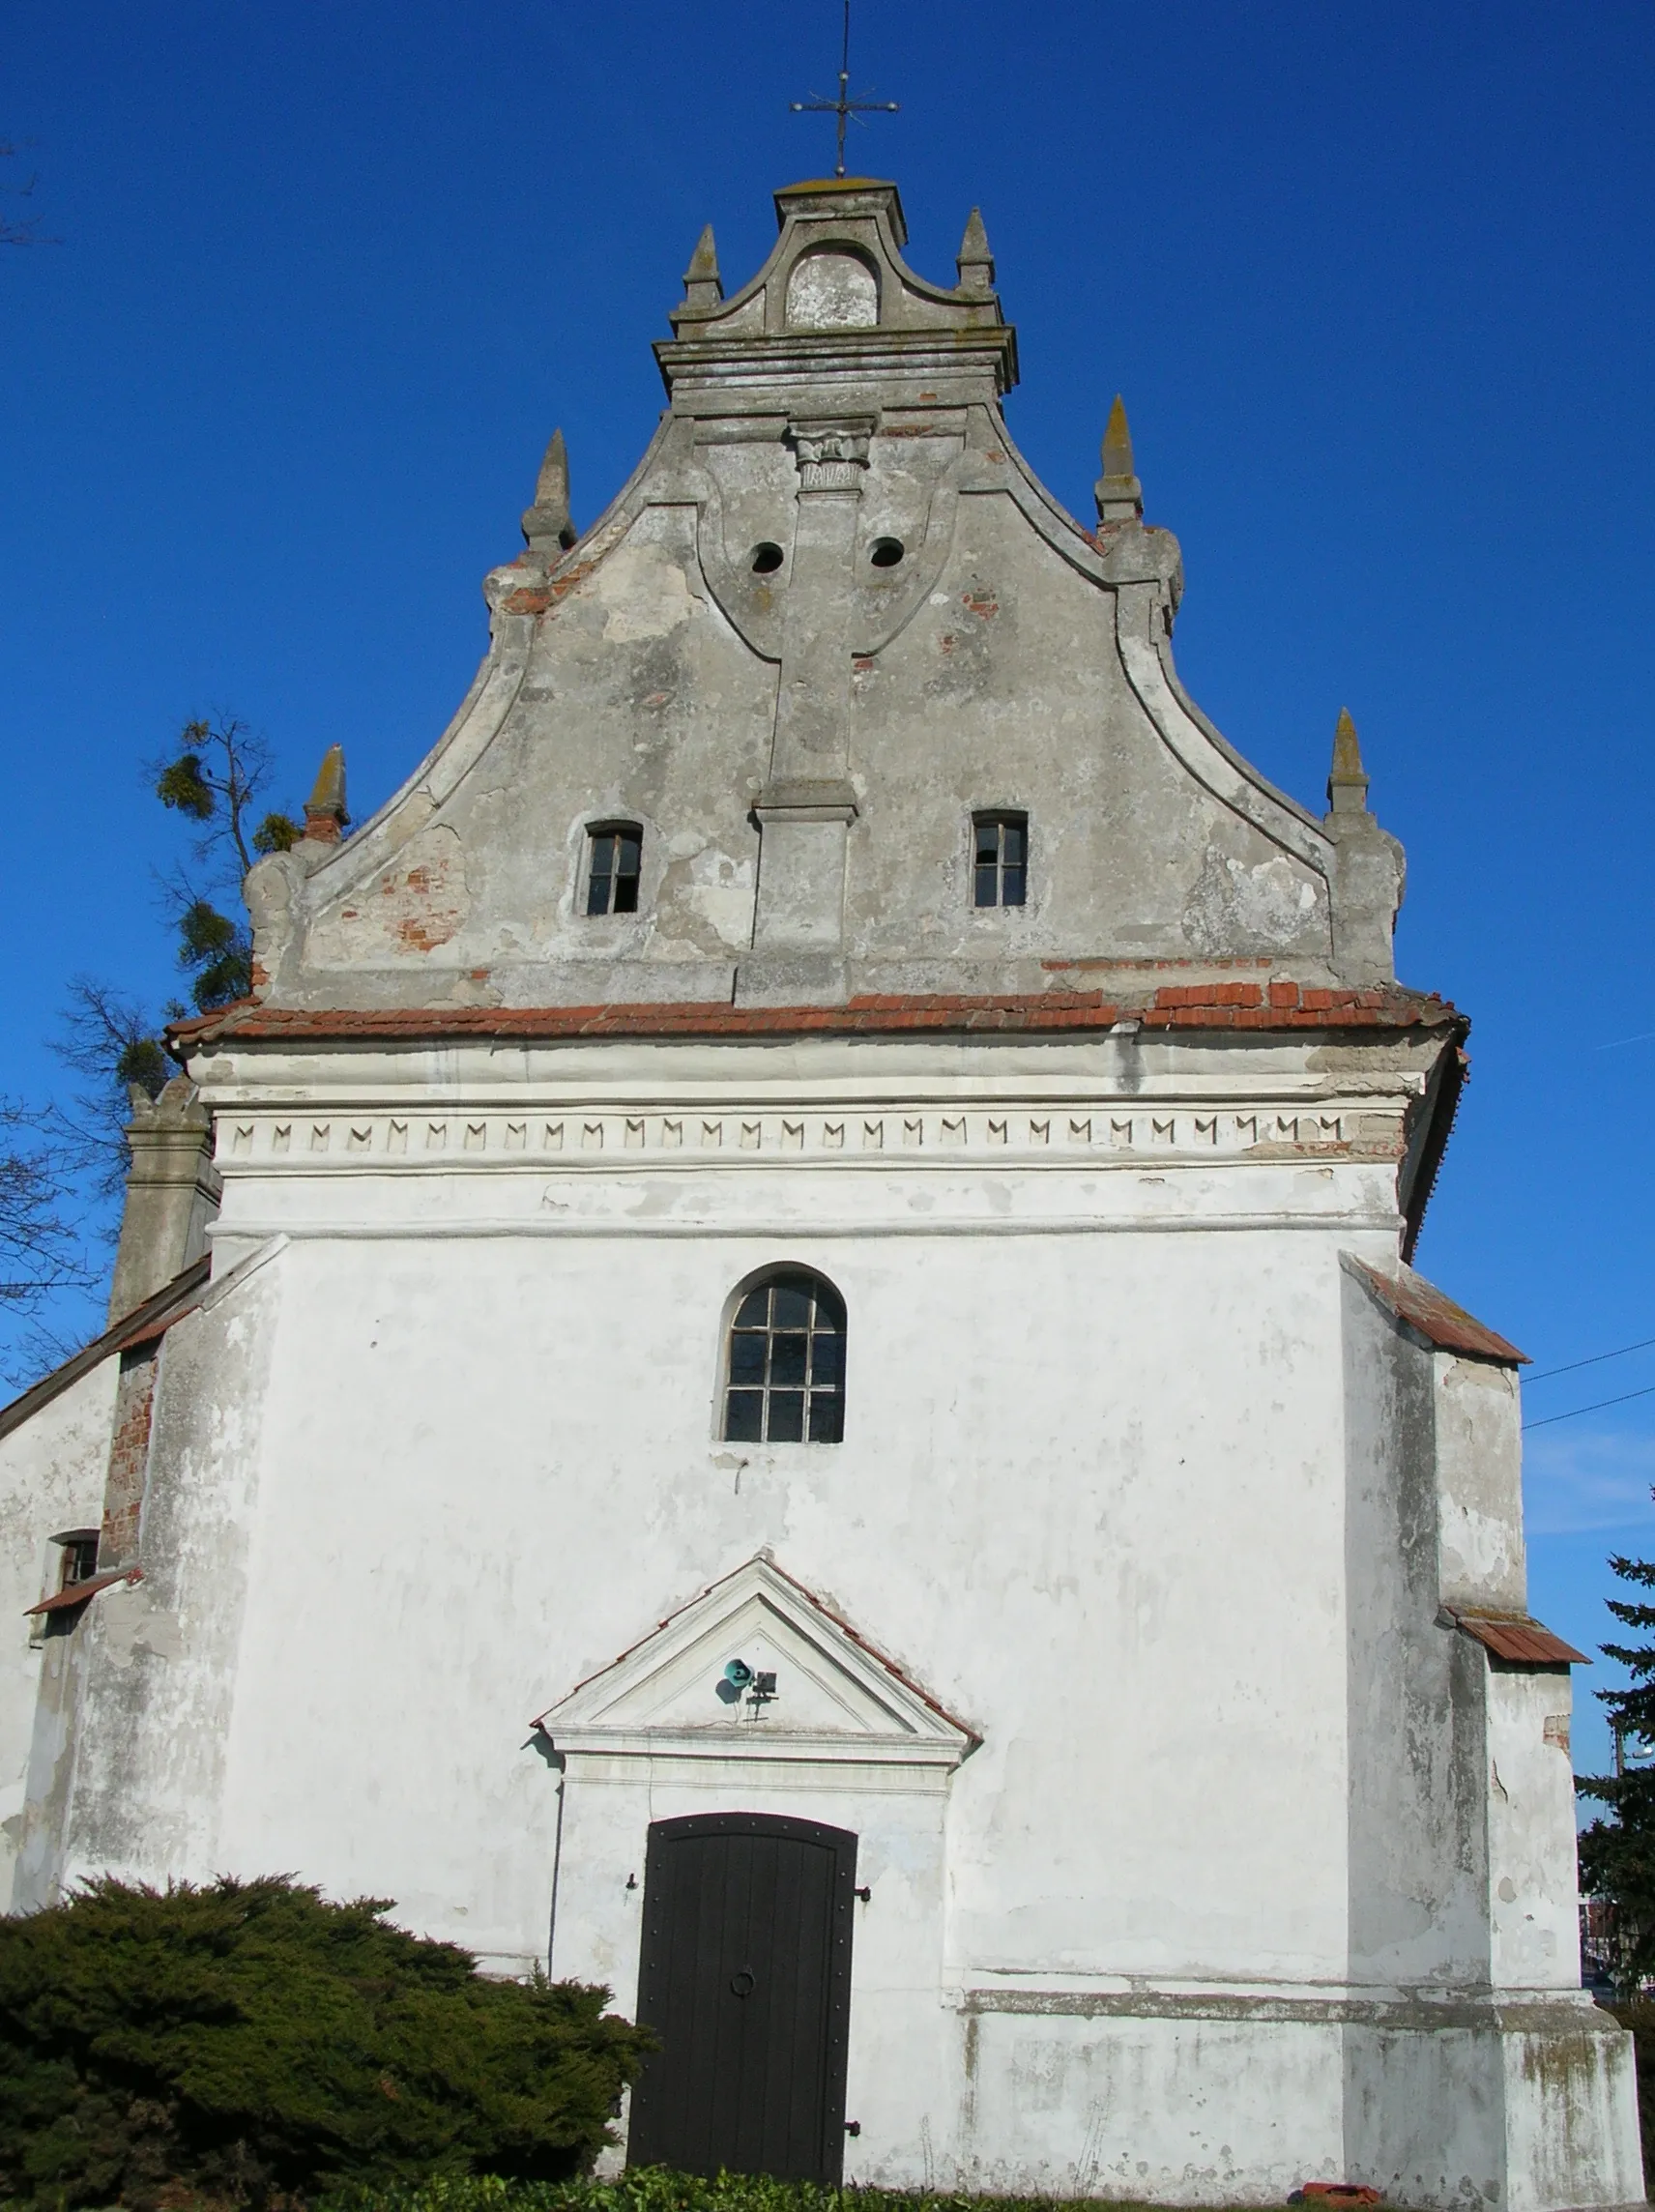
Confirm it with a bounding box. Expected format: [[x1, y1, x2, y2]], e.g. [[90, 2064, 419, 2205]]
[[586, 823, 642, 917], [724, 1269, 846, 1444], [973, 813, 1028, 908]]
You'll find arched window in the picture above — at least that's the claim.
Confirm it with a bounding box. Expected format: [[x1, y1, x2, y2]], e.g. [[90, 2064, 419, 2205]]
[[723, 1270, 846, 1444]]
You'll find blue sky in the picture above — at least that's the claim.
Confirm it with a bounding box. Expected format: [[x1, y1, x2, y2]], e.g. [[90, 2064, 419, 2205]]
[[3, 2, 1653, 1777]]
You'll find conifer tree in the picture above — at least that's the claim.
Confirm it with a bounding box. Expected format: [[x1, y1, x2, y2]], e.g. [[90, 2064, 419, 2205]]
[[1579, 1517, 1655, 1992]]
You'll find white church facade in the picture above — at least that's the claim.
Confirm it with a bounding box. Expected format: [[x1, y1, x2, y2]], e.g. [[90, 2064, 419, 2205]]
[[0, 176, 1641, 2207]]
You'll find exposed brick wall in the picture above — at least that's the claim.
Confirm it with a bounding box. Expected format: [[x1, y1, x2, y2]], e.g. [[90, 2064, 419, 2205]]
[[100, 1347, 159, 1571]]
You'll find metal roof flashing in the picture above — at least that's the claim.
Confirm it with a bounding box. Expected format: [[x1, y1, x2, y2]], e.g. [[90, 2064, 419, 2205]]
[[1441, 1607, 1588, 1669], [1343, 1255, 1526, 1367]]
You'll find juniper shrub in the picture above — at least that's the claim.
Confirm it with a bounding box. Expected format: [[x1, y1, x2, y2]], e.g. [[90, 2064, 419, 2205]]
[[0, 1875, 650, 2210]]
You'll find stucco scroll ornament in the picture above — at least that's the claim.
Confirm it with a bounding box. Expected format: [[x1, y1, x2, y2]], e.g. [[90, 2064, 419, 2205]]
[[690, 416, 965, 663], [849, 451, 961, 656], [689, 450, 789, 662], [244, 847, 311, 998]]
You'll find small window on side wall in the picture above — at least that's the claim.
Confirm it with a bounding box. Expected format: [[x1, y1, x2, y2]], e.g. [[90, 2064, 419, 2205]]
[[973, 813, 1028, 908], [586, 823, 642, 917], [724, 1269, 846, 1444], [56, 1532, 99, 1590]]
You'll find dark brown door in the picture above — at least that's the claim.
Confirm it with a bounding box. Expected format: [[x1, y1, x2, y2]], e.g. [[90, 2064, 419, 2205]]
[[627, 1812, 857, 2182]]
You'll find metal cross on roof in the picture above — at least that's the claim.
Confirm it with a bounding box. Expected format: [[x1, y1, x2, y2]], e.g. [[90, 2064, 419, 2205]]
[[789, 0, 899, 179]]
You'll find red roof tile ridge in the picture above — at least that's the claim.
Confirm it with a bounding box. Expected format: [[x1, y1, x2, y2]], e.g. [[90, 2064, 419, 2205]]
[[172, 981, 1462, 1051]]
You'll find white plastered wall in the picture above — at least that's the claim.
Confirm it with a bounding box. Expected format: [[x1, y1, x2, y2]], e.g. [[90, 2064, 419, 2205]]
[[28, 1027, 1640, 2204], [0, 1357, 117, 1906]]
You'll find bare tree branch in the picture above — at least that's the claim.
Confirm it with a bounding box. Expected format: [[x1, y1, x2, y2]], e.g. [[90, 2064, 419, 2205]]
[[0, 138, 57, 247], [50, 978, 170, 1206], [0, 1100, 84, 1309]]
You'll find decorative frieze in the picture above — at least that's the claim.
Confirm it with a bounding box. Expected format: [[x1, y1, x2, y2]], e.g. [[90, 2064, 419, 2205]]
[[215, 1104, 1401, 1169]]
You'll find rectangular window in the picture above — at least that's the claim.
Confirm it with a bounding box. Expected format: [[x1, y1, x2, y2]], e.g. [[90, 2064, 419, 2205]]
[[973, 813, 1027, 908], [58, 1535, 99, 1590], [586, 825, 642, 917]]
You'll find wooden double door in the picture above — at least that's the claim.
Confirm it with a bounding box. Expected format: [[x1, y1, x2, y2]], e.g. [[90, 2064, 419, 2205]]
[[627, 1812, 857, 2182]]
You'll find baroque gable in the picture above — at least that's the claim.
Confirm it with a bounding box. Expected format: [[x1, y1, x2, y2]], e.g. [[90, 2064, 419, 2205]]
[[236, 177, 1406, 1022]]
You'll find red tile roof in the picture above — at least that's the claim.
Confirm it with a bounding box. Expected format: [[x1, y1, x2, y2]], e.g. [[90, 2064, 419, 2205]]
[[1344, 1258, 1526, 1365], [170, 980, 1462, 1051]]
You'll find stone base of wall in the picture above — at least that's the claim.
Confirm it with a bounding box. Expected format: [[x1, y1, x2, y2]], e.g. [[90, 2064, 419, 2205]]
[[834, 1996, 1643, 2209]]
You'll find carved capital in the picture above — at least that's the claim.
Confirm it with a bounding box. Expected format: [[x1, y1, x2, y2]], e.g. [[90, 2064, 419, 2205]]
[[790, 416, 876, 494]]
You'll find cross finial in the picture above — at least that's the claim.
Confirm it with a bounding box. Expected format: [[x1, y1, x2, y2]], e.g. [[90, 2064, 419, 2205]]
[[790, 0, 898, 178]]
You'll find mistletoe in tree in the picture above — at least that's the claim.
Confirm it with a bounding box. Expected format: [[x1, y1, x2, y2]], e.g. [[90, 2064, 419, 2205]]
[[51, 719, 311, 1207], [1579, 1518, 1655, 1994], [155, 716, 305, 1008]]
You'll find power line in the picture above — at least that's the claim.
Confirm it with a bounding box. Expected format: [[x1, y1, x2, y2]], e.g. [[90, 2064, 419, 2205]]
[[1524, 1382, 1655, 1433], [1528, 1334, 1655, 1384]]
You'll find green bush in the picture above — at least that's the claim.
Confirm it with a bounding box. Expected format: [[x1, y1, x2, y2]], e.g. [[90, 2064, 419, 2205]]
[[0, 1875, 651, 2210]]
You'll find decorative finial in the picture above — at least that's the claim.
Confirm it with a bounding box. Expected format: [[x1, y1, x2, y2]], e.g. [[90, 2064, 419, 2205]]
[[1326, 707, 1371, 814], [682, 224, 722, 312], [521, 427, 576, 555], [789, 0, 898, 177], [1094, 394, 1143, 524], [303, 743, 348, 843], [956, 208, 995, 294]]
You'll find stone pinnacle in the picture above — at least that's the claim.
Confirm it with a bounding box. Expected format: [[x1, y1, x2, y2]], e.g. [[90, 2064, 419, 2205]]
[[522, 427, 577, 555], [956, 207, 995, 292], [682, 224, 723, 309], [303, 743, 348, 842], [1094, 394, 1144, 524], [1326, 706, 1371, 813]]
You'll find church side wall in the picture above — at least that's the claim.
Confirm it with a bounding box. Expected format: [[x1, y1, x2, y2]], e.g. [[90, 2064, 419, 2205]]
[[1341, 1275, 1490, 1990], [0, 1358, 117, 1908], [58, 1246, 284, 1890], [1338, 1282, 1639, 2208]]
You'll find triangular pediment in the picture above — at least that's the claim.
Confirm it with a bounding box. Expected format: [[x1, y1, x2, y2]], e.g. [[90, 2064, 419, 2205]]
[[533, 1555, 975, 1771]]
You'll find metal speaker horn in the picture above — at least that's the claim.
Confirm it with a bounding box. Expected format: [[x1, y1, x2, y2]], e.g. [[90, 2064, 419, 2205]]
[[723, 1659, 753, 1689]]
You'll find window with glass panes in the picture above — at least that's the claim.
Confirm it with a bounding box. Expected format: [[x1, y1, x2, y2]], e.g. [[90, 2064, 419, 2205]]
[[586, 825, 642, 916], [57, 1534, 99, 1589], [723, 1272, 846, 1443], [973, 813, 1027, 907]]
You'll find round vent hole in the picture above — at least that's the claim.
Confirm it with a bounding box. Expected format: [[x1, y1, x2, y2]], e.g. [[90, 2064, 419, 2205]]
[[870, 538, 905, 568], [750, 542, 784, 575]]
